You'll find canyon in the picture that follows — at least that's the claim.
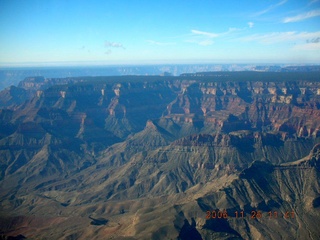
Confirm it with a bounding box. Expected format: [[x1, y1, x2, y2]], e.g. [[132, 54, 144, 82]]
[[0, 72, 320, 239]]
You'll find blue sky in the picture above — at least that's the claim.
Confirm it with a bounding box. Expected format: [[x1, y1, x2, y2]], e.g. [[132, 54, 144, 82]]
[[0, 0, 320, 66]]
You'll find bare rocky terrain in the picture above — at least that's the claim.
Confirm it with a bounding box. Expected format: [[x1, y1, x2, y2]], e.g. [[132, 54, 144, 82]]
[[0, 72, 320, 239]]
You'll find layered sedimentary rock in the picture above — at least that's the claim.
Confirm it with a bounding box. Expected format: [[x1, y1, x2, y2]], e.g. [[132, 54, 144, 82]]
[[0, 72, 320, 239]]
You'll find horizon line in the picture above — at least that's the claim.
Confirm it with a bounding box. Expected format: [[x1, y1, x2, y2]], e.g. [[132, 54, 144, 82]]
[[1, 60, 320, 68]]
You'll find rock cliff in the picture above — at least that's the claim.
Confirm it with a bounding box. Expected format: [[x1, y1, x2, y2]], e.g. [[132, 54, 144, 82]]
[[0, 72, 320, 239]]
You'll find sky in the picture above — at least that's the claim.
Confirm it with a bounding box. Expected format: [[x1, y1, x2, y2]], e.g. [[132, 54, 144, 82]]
[[0, 0, 320, 66]]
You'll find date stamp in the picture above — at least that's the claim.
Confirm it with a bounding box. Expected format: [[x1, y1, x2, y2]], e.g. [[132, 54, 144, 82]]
[[206, 210, 295, 220]]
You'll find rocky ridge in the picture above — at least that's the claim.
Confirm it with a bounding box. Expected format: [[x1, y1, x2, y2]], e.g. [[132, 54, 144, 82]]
[[0, 72, 320, 239]]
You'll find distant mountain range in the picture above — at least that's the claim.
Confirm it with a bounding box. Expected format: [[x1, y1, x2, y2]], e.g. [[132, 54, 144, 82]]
[[1, 64, 319, 91], [0, 72, 320, 239]]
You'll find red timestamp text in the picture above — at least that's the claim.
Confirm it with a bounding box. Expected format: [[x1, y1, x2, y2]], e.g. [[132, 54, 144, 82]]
[[206, 210, 295, 220]]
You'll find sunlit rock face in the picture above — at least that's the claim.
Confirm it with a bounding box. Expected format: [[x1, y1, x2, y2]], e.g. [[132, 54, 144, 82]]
[[0, 72, 320, 239]]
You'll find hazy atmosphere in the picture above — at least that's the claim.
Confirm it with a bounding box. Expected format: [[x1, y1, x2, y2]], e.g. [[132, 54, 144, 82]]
[[1, 0, 320, 66]]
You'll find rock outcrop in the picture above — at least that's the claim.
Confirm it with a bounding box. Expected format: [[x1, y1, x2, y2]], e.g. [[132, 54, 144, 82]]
[[0, 72, 320, 239]]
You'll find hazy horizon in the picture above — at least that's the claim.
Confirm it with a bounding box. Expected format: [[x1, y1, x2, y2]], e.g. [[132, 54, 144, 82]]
[[1, 61, 320, 69]]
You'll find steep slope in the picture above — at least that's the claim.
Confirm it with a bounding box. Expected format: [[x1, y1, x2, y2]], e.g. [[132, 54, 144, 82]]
[[1, 73, 320, 239], [0, 86, 29, 108], [197, 144, 320, 239]]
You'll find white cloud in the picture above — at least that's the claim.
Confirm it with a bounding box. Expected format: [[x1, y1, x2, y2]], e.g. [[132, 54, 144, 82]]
[[146, 40, 176, 46], [248, 22, 254, 28], [293, 42, 320, 51], [283, 9, 320, 23], [105, 49, 112, 55], [191, 29, 219, 38], [240, 31, 320, 44], [187, 29, 218, 46], [192, 28, 241, 37], [253, 0, 287, 17], [307, 37, 320, 43], [104, 41, 125, 49], [188, 28, 243, 46], [226, 28, 242, 34]]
